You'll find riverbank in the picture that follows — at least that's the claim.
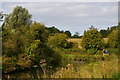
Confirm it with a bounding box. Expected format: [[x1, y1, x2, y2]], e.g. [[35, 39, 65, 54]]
[[51, 54, 118, 78], [2, 54, 118, 78]]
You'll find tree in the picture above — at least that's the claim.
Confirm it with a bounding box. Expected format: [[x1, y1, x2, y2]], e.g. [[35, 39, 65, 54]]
[[89, 25, 95, 29], [48, 33, 73, 49], [48, 33, 67, 48], [72, 32, 79, 38], [2, 6, 61, 70], [100, 29, 108, 38], [81, 28, 104, 50], [3, 6, 32, 29], [108, 29, 119, 48], [0, 11, 4, 22], [24, 22, 61, 67], [64, 30, 71, 37], [47, 26, 60, 34], [3, 21, 61, 69], [2, 6, 32, 57]]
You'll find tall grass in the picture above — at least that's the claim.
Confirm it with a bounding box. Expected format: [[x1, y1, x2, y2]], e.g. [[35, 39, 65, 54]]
[[51, 55, 118, 78]]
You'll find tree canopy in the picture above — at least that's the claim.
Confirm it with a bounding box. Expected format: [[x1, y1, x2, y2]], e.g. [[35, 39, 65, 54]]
[[3, 6, 32, 29], [48, 33, 73, 49], [81, 28, 104, 50], [64, 30, 71, 37], [2, 6, 61, 70], [108, 29, 119, 48]]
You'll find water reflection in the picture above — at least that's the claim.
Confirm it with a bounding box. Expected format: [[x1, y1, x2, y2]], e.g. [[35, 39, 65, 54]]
[[3, 59, 85, 79]]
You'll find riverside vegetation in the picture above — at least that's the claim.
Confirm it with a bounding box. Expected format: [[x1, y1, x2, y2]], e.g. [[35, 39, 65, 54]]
[[1, 6, 120, 79]]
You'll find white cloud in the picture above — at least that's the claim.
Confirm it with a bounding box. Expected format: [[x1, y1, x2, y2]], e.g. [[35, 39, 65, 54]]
[[67, 5, 91, 10], [75, 13, 90, 17], [1, 2, 118, 35], [102, 5, 117, 14]]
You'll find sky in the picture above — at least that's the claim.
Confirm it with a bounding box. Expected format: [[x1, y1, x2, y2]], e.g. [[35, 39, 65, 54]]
[[0, 2, 118, 35], [1, 0, 120, 2]]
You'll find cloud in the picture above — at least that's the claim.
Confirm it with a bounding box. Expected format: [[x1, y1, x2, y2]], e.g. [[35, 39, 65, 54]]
[[2, 2, 118, 35]]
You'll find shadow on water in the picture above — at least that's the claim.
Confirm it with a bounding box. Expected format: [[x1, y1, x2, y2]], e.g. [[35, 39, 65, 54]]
[[2, 66, 44, 79], [2, 59, 86, 79]]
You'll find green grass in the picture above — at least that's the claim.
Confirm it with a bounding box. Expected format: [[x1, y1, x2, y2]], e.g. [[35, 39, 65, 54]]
[[51, 55, 118, 78]]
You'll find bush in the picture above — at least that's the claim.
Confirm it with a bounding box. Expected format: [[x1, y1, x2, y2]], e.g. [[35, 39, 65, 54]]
[[79, 49, 86, 54], [48, 33, 73, 49], [108, 48, 119, 55], [108, 29, 119, 48], [81, 28, 104, 50], [96, 50, 102, 55], [71, 42, 79, 49], [87, 48, 98, 55], [112, 72, 120, 79]]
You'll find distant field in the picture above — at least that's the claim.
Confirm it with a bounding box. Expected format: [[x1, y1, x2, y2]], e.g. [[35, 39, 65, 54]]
[[67, 38, 108, 49], [103, 38, 108, 43], [67, 38, 83, 49]]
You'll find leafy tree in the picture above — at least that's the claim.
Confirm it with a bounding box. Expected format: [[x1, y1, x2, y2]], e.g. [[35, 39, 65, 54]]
[[60, 30, 64, 33], [81, 28, 104, 50], [99, 26, 118, 38], [48, 33, 73, 49], [3, 6, 32, 29], [0, 11, 4, 22], [89, 25, 94, 29], [2, 6, 61, 70], [108, 29, 119, 48], [64, 30, 71, 37], [47, 26, 60, 34], [48, 33, 67, 48], [23, 22, 61, 67], [100, 29, 108, 38], [72, 32, 79, 38], [3, 21, 61, 68]]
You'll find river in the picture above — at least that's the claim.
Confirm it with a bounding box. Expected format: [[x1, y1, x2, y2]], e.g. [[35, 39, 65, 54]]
[[2, 59, 86, 79]]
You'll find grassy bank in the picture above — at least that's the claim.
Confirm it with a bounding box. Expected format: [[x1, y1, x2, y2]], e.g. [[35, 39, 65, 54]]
[[51, 55, 118, 78]]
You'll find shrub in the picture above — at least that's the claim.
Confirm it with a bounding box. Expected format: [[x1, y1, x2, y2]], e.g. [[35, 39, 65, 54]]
[[87, 48, 98, 55], [96, 50, 102, 55], [108, 48, 119, 55], [81, 28, 104, 50], [48, 33, 73, 49], [108, 29, 119, 48], [112, 72, 120, 79]]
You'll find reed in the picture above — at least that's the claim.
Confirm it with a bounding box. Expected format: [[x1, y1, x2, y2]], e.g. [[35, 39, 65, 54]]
[[51, 55, 118, 78]]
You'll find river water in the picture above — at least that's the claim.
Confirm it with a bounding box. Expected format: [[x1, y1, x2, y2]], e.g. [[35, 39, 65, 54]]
[[2, 59, 86, 79]]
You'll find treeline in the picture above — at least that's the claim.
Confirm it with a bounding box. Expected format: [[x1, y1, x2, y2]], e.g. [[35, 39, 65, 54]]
[[0, 9, 119, 39], [100, 26, 118, 38], [46, 26, 80, 38], [42, 25, 119, 38]]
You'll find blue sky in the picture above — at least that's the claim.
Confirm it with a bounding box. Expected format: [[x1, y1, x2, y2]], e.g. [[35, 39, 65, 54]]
[[0, 2, 118, 35]]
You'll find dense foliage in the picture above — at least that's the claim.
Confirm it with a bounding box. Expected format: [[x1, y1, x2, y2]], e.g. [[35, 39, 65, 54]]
[[3, 6, 32, 29], [81, 28, 104, 50], [64, 31, 71, 37], [48, 33, 73, 49], [108, 29, 119, 48], [2, 6, 61, 71], [46, 26, 61, 34], [100, 26, 118, 38]]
